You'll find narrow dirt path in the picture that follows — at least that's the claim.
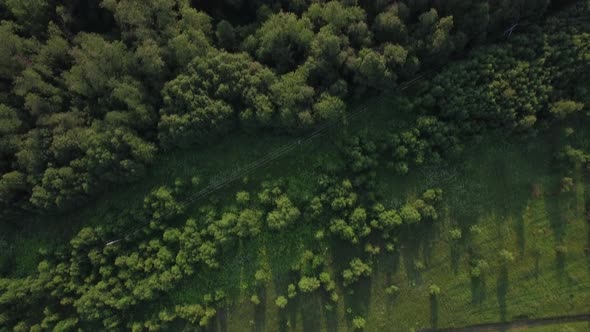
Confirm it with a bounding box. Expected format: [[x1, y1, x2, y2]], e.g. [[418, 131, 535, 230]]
[[419, 313, 590, 331]]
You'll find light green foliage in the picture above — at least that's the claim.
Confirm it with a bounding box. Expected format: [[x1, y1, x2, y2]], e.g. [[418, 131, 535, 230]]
[[235, 208, 263, 237], [449, 228, 462, 240], [291, 250, 324, 275], [342, 258, 372, 286], [313, 93, 346, 123], [143, 186, 183, 221], [250, 295, 260, 305], [373, 9, 407, 43], [287, 284, 297, 298], [470, 259, 489, 278], [13, 24, 70, 117], [175, 304, 216, 327], [365, 243, 380, 255], [371, 203, 402, 235], [298, 276, 321, 293], [236, 191, 250, 205], [352, 316, 366, 329], [383, 43, 408, 67], [561, 177, 574, 192], [255, 269, 270, 285], [275, 296, 288, 309], [429, 284, 441, 296], [550, 100, 584, 119], [267, 194, 301, 230], [400, 205, 421, 224], [29, 167, 89, 210], [134, 39, 165, 79], [499, 249, 515, 264], [385, 284, 399, 295]]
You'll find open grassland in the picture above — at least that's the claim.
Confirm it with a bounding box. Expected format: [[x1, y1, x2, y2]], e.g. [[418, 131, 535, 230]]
[[194, 132, 590, 332], [165, 93, 590, 331], [510, 321, 590, 331]]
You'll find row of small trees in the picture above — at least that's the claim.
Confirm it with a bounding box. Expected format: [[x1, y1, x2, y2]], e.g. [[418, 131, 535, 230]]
[[0, 149, 444, 330]]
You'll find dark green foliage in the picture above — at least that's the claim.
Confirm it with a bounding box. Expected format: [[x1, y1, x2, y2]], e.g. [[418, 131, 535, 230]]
[[0, 0, 586, 330], [0, 0, 560, 213], [248, 12, 314, 73], [159, 51, 276, 147]]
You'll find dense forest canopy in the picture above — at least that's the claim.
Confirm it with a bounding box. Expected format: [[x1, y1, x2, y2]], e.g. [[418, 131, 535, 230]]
[[0, 0, 560, 214]]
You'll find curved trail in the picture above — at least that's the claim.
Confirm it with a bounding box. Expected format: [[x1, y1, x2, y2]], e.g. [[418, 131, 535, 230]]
[[419, 314, 590, 331]]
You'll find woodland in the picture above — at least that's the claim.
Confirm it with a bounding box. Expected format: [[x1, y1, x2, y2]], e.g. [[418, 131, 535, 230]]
[[0, 0, 589, 331]]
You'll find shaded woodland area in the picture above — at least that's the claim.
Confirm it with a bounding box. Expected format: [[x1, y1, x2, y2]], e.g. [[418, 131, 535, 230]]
[[0, 0, 565, 213]]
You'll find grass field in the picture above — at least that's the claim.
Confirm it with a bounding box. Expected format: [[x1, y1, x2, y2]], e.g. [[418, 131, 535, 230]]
[[511, 321, 590, 331], [2, 89, 589, 331], [187, 129, 588, 332]]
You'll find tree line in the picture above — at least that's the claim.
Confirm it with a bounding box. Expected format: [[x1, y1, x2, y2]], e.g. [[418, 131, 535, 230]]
[[0, 128, 444, 330], [1, 0, 589, 329], [1, 0, 554, 214]]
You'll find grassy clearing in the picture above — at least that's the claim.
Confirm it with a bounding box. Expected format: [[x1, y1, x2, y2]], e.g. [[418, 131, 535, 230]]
[[198, 130, 590, 332], [2, 87, 588, 331], [511, 321, 590, 331], [0, 93, 387, 277]]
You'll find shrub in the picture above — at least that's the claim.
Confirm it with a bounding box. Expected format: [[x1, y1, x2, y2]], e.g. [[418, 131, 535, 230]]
[[275, 296, 288, 309], [352, 316, 366, 330]]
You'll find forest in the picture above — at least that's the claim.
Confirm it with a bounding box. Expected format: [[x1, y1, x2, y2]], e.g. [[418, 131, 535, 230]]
[[0, 0, 589, 331]]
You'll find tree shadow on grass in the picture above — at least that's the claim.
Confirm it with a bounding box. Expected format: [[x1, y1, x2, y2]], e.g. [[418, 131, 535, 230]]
[[300, 293, 322, 332], [401, 246, 420, 284], [253, 287, 267, 332], [515, 214, 526, 257], [399, 231, 426, 285], [212, 306, 228, 332], [421, 224, 438, 268], [322, 293, 340, 332], [546, 192, 571, 244], [380, 250, 400, 276], [287, 291, 299, 331], [470, 275, 487, 304], [430, 295, 439, 329], [587, 222, 590, 273], [278, 308, 289, 332], [496, 267, 509, 322], [450, 240, 463, 275], [343, 276, 372, 326], [555, 250, 568, 283]]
